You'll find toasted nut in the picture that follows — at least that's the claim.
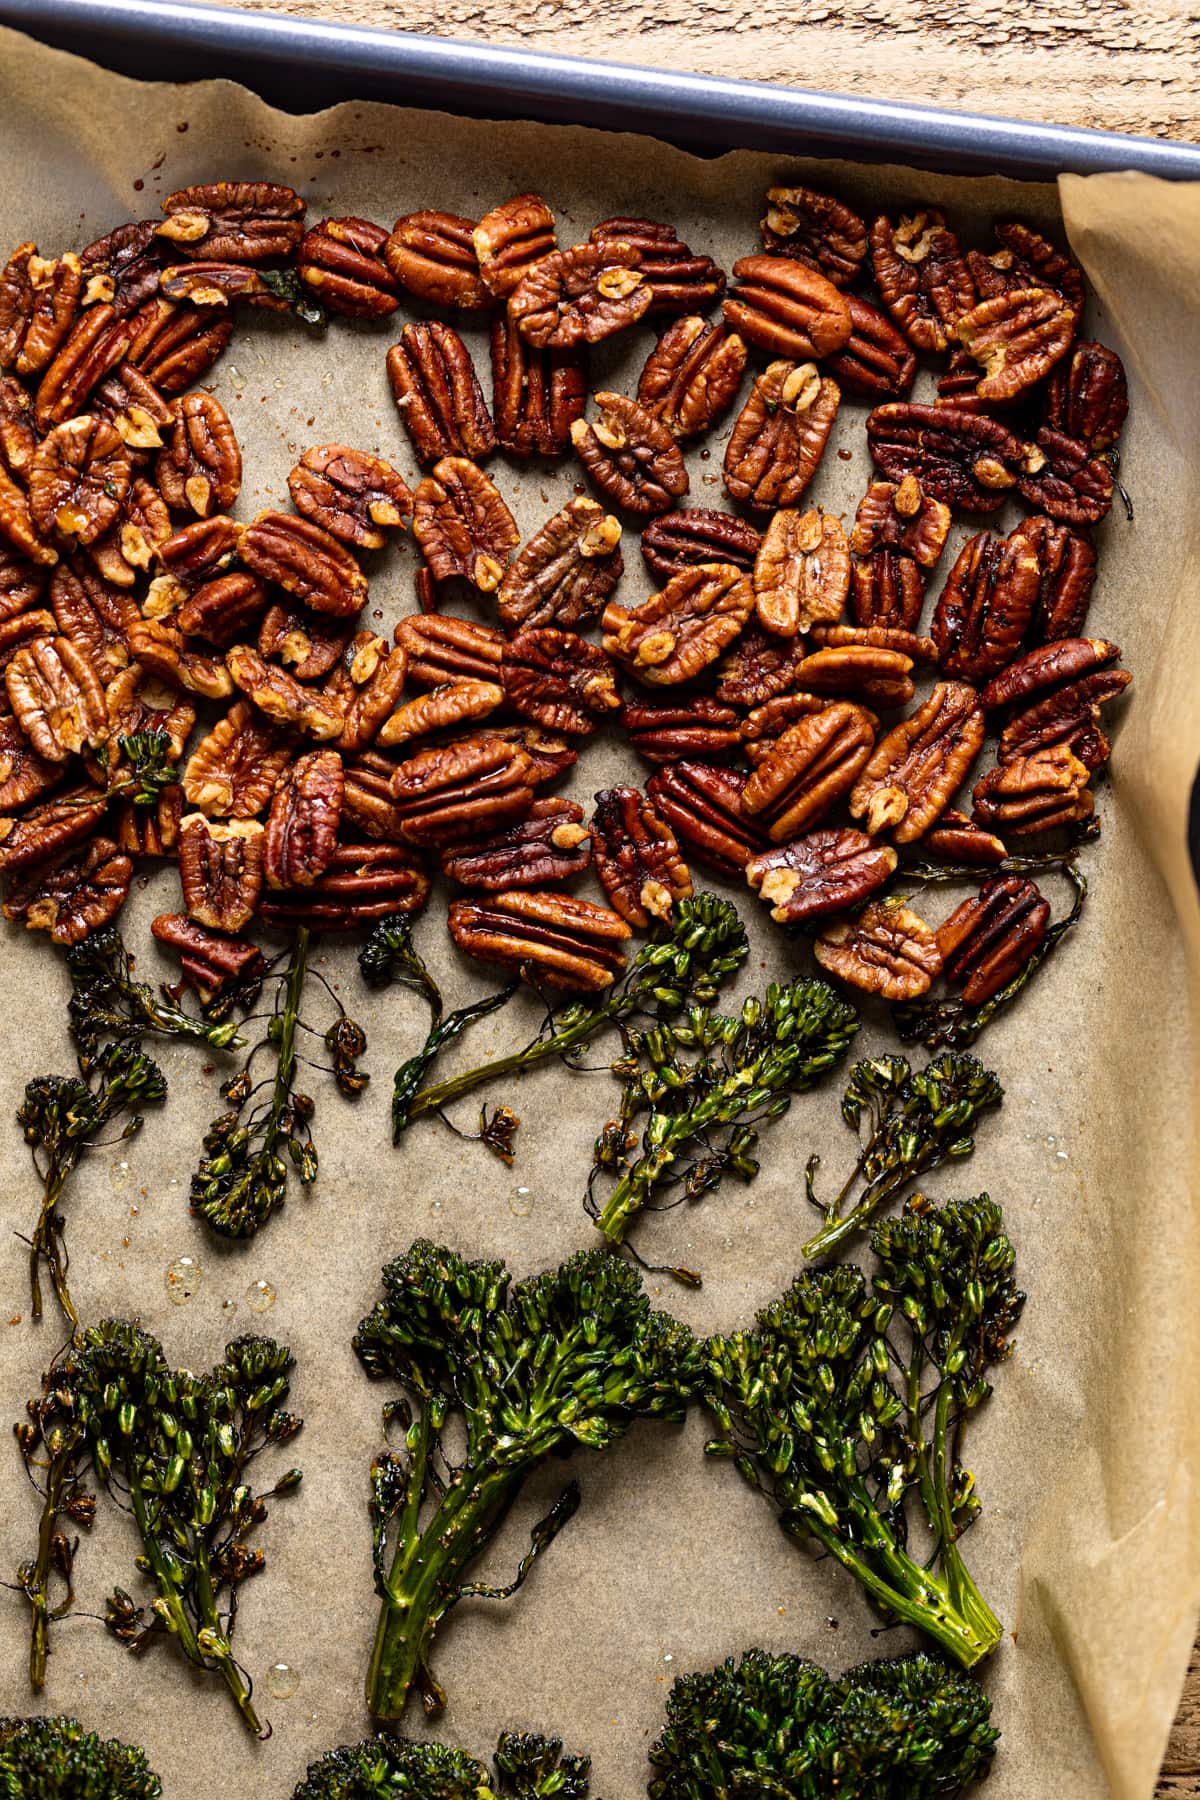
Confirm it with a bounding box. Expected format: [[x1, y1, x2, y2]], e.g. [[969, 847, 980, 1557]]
[[646, 761, 770, 877], [722, 254, 852, 359], [571, 391, 688, 517], [622, 693, 743, 763], [257, 603, 352, 682], [746, 828, 898, 925], [504, 626, 622, 736], [1013, 514, 1098, 643], [412, 457, 519, 593], [257, 840, 431, 929], [329, 631, 409, 756], [1015, 425, 1113, 527], [102, 663, 195, 765], [956, 285, 1075, 402], [151, 912, 268, 1006], [590, 785, 692, 927], [341, 751, 409, 841], [377, 678, 503, 749], [226, 644, 344, 740], [0, 784, 107, 872], [923, 808, 1008, 865], [808, 622, 937, 664], [156, 391, 241, 517], [5, 635, 108, 761], [0, 244, 82, 374], [741, 693, 857, 767], [715, 621, 810, 708], [971, 744, 1094, 834], [968, 220, 1084, 318], [178, 812, 265, 931], [870, 210, 976, 354], [50, 558, 136, 676], [498, 496, 623, 632], [386, 323, 496, 468], [395, 611, 505, 688], [448, 889, 631, 992], [485, 724, 578, 788], [288, 444, 412, 550], [866, 401, 1037, 514], [509, 241, 651, 348], [0, 464, 57, 567], [602, 563, 753, 686], [264, 749, 343, 888], [125, 296, 232, 393], [849, 681, 985, 842], [979, 637, 1120, 711], [0, 374, 38, 476], [850, 549, 926, 632], [589, 217, 725, 315], [0, 609, 57, 678], [723, 360, 840, 511], [1040, 339, 1128, 454], [640, 509, 761, 581], [158, 262, 290, 310], [113, 785, 182, 857], [388, 734, 535, 848], [850, 477, 951, 569], [176, 571, 269, 648], [35, 306, 132, 430], [760, 185, 868, 287], [384, 211, 489, 309], [636, 317, 747, 442], [824, 293, 918, 399], [0, 713, 62, 810], [489, 312, 587, 458], [815, 899, 944, 1000], [87, 476, 172, 588], [474, 193, 557, 299], [998, 667, 1131, 770], [28, 416, 130, 546], [157, 182, 305, 262], [743, 702, 876, 840], [753, 508, 849, 638], [125, 617, 233, 700], [931, 526, 1041, 683], [295, 216, 399, 318], [4, 833, 133, 945], [936, 873, 1051, 1003], [787, 643, 915, 708], [240, 510, 368, 619], [441, 796, 591, 890]]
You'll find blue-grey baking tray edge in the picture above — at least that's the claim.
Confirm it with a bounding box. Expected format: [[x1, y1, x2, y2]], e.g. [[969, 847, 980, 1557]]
[[3, 0, 1200, 182]]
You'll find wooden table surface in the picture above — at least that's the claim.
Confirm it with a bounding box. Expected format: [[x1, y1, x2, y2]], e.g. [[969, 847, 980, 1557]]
[[215, 1, 1198, 1790]]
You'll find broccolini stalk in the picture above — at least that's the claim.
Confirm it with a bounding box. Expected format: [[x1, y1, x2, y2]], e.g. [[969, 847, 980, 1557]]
[[704, 1194, 1023, 1670], [800, 1051, 1002, 1262], [589, 978, 859, 1277], [353, 1241, 702, 1723], [15, 1373, 94, 1690], [292, 1729, 592, 1800], [0, 1715, 162, 1799], [400, 892, 749, 1133], [66, 926, 245, 1063]]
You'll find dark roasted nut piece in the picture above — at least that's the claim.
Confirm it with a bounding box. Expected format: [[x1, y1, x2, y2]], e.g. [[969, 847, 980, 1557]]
[[487, 724, 577, 787], [103, 664, 195, 766], [0, 608, 57, 676], [474, 193, 557, 299], [489, 313, 587, 457], [288, 444, 411, 550], [6, 635, 108, 760], [28, 416, 130, 546], [176, 571, 268, 647], [998, 667, 1132, 769], [158, 262, 289, 310], [389, 734, 534, 847], [866, 401, 1036, 515], [968, 221, 1085, 318], [113, 785, 183, 857], [91, 361, 173, 451], [824, 294, 918, 400], [760, 185, 867, 287], [602, 563, 753, 687], [259, 840, 431, 929], [740, 692, 830, 766], [510, 242, 651, 348], [754, 508, 849, 638], [498, 497, 622, 632], [448, 889, 631, 992], [743, 702, 875, 841], [972, 744, 1094, 834], [342, 751, 407, 841], [0, 713, 61, 809], [590, 785, 692, 926], [395, 610, 505, 688], [50, 558, 136, 674], [936, 873, 1051, 1003], [331, 631, 409, 755], [156, 392, 241, 517], [386, 324, 496, 467], [723, 361, 840, 512], [715, 622, 808, 707], [377, 677, 503, 748], [125, 297, 231, 394], [815, 899, 944, 1001], [412, 457, 519, 593], [979, 636, 1120, 711], [126, 617, 233, 700], [788, 643, 915, 708], [504, 626, 621, 735], [746, 828, 898, 924], [1040, 339, 1128, 454], [646, 760, 769, 876], [384, 211, 488, 309], [0, 464, 56, 566], [623, 693, 743, 762], [295, 215, 399, 316], [931, 527, 1041, 682], [34, 306, 132, 430], [0, 374, 38, 476], [263, 748, 343, 888], [849, 680, 984, 842], [183, 700, 293, 817], [241, 510, 368, 619], [723, 255, 852, 359], [850, 476, 951, 569], [178, 812, 265, 931], [640, 509, 760, 580], [923, 808, 1008, 865], [590, 217, 725, 315], [1013, 514, 1098, 643], [571, 391, 688, 517], [870, 210, 975, 354], [808, 622, 937, 664], [0, 784, 107, 871], [151, 912, 268, 1005], [226, 643, 344, 739], [0, 545, 47, 622], [0, 244, 81, 374], [88, 476, 172, 587], [1015, 426, 1114, 527], [157, 510, 241, 583], [257, 604, 352, 681], [956, 286, 1076, 402], [636, 318, 747, 442], [3, 833, 133, 944], [850, 548, 926, 632], [157, 181, 305, 262], [441, 796, 591, 889]]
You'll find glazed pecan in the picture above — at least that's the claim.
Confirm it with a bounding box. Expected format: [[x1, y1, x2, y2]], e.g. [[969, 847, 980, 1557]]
[[113, 786, 182, 857], [849, 680, 984, 842], [715, 622, 808, 707], [386, 323, 495, 467], [0, 784, 107, 872], [28, 417, 130, 547], [489, 313, 587, 457], [474, 194, 557, 299], [0, 545, 46, 622], [93, 363, 171, 453], [125, 298, 232, 394], [931, 527, 1041, 682], [240, 511, 368, 619], [745, 828, 898, 925], [3, 834, 133, 945], [850, 550, 926, 633], [395, 611, 505, 688], [815, 900, 944, 1001], [923, 808, 1007, 865], [723, 361, 839, 512], [6, 636, 108, 761], [722, 255, 852, 359], [640, 509, 760, 580], [823, 294, 917, 400], [866, 402, 1037, 514], [590, 785, 692, 926], [956, 287, 1075, 402], [808, 622, 937, 664], [330, 631, 409, 755], [503, 627, 621, 735], [387, 734, 534, 847], [341, 752, 408, 840], [997, 667, 1132, 770], [158, 262, 289, 311], [1009, 514, 1098, 643], [850, 476, 951, 569], [50, 559, 136, 676], [1015, 426, 1113, 527], [34, 306, 132, 430], [102, 664, 195, 765], [645, 761, 769, 877], [787, 643, 915, 708], [377, 677, 503, 749], [0, 713, 61, 810], [870, 210, 975, 354], [0, 244, 81, 374], [570, 392, 688, 517], [636, 318, 747, 442], [1040, 339, 1128, 454], [87, 476, 172, 587], [258, 840, 431, 929], [936, 874, 1051, 1003], [753, 509, 849, 638], [384, 211, 488, 309], [0, 608, 57, 676], [448, 889, 631, 992], [0, 375, 38, 476], [740, 692, 830, 766], [509, 241, 651, 347], [288, 444, 412, 550], [295, 217, 399, 317], [743, 702, 875, 841], [125, 617, 232, 700], [257, 604, 352, 681], [589, 218, 724, 315], [602, 563, 753, 687], [441, 796, 591, 890], [157, 182, 305, 262], [178, 812, 265, 931], [151, 912, 268, 1007], [972, 744, 1093, 834], [0, 465, 56, 567], [759, 186, 868, 287], [622, 693, 743, 762], [485, 724, 578, 787], [968, 221, 1085, 319], [156, 392, 241, 518], [497, 497, 623, 631], [412, 457, 519, 593], [263, 749, 343, 888], [226, 644, 344, 740], [157, 511, 240, 586], [979, 636, 1120, 711], [183, 703, 291, 817], [176, 571, 268, 647]]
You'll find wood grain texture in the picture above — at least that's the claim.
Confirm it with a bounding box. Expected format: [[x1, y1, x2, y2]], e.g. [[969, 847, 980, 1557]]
[[206, 0, 1200, 1790]]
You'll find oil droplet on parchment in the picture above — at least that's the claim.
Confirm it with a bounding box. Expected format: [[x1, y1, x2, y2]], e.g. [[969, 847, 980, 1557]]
[[164, 1256, 202, 1305], [246, 1279, 277, 1314], [508, 1186, 533, 1218], [267, 1661, 298, 1699]]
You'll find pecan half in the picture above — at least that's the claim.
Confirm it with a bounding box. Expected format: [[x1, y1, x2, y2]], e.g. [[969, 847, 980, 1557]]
[[760, 186, 868, 287], [286, 445, 411, 553], [931, 527, 1041, 682], [91, 361, 173, 451], [88, 476, 172, 587], [157, 182, 304, 262], [28, 417, 130, 546], [866, 401, 1036, 514], [412, 457, 519, 594], [788, 643, 915, 708], [602, 563, 753, 687], [474, 193, 557, 299], [870, 210, 975, 354], [241, 511, 368, 619], [395, 611, 505, 688], [589, 218, 725, 315], [376, 677, 503, 749], [715, 622, 808, 707], [174, 571, 268, 647], [1010, 514, 1098, 643], [849, 680, 984, 842], [113, 785, 182, 857], [258, 840, 431, 929], [388, 734, 534, 847], [0, 546, 48, 622], [646, 761, 769, 876], [263, 749, 343, 888], [0, 375, 38, 477], [998, 667, 1131, 769], [386, 323, 495, 468], [151, 912, 268, 1006], [6, 636, 108, 760], [50, 559, 136, 675], [489, 313, 587, 458], [178, 813, 265, 931], [125, 617, 232, 700], [485, 724, 577, 787], [0, 713, 61, 810], [448, 889, 631, 991], [497, 497, 623, 631], [723, 255, 852, 359], [0, 465, 56, 567], [740, 692, 831, 766], [571, 392, 688, 517], [636, 317, 747, 442], [972, 745, 1093, 834], [1040, 339, 1128, 454], [957, 287, 1076, 402], [640, 509, 760, 580], [34, 306, 132, 430], [622, 693, 743, 762], [384, 211, 488, 309], [815, 900, 944, 1000], [1015, 426, 1113, 526], [0, 245, 81, 374], [330, 631, 409, 755], [441, 796, 591, 889], [968, 221, 1085, 319], [979, 636, 1119, 710], [746, 828, 898, 925], [225, 644, 344, 739], [157, 511, 240, 586], [809, 622, 936, 664], [509, 241, 650, 347], [923, 808, 1008, 865], [256, 604, 352, 682], [589, 785, 692, 926], [295, 216, 399, 317], [850, 476, 951, 569], [824, 294, 917, 400], [102, 664, 195, 765], [723, 361, 839, 512], [0, 608, 57, 677], [158, 262, 289, 311], [753, 509, 849, 638], [503, 626, 621, 735], [0, 784, 107, 872], [156, 392, 241, 517], [936, 874, 1051, 1003], [125, 297, 231, 394], [4, 833, 133, 944], [743, 702, 875, 841], [341, 752, 407, 841]]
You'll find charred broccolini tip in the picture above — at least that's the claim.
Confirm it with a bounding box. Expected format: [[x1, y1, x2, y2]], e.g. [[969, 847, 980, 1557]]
[[0, 1714, 162, 1799], [66, 925, 245, 1061], [292, 1730, 592, 1800], [704, 1193, 1023, 1670], [648, 1648, 998, 1800], [800, 1051, 1003, 1261], [353, 1240, 702, 1725]]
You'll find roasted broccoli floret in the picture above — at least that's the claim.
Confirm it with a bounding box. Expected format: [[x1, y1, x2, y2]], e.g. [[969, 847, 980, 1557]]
[[0, 1714, 161, 1798], [648, 1648, 998, 1799], [704, 1195, 1023, 1668], [66, 926, 245, 1062], [293, 1731, 592, 1800], [354, 1241, 702, 1722]]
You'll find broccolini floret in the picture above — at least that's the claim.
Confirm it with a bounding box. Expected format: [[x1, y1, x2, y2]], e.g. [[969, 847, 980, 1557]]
[[0, 1714, 161, 1799], [293, 1730, 592, 1800]]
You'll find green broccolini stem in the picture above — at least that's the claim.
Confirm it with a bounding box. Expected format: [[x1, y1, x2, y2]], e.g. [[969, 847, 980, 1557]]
[[25, 1422, 81, 1689], [29, 1164, 75, 1329], [403, 1000, 615, 1127]]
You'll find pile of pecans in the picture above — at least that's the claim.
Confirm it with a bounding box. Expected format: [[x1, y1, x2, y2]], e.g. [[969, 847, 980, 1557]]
[[0, 178, 1132, 1012]]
